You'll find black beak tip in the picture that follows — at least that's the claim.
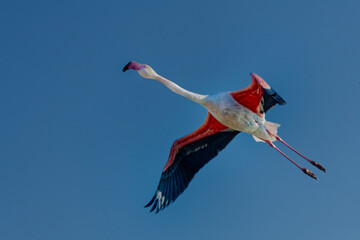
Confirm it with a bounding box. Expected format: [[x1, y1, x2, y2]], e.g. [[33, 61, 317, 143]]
[[123, 62, 132, 72]]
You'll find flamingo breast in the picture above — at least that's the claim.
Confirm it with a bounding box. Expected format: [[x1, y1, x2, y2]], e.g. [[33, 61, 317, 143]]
[[202, 92, 266, 135]]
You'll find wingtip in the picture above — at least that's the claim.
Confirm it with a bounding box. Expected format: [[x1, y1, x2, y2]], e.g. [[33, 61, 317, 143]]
[[150, 199, 158, 212], [277, 97, 286, 105], [144, 195, 156, 208]]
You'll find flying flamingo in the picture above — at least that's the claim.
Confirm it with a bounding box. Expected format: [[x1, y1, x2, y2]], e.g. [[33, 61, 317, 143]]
[[123, 61, 326, 213]]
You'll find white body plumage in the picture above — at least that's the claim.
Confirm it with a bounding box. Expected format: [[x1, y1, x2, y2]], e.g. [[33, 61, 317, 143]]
[[202, 92, 277, 142]]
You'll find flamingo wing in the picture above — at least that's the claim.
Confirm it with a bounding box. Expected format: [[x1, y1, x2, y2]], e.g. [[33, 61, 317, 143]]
[[230, 73, 286, 116], [145, 113, 240, 213]]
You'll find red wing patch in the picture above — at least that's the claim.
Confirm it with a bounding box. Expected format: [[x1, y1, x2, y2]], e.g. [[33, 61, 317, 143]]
[[252, 73, 271, 89], [163, 113, 228, 172], [230, 74, 265, 114]]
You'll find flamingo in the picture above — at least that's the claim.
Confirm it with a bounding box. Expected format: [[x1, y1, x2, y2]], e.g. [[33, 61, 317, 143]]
[[123, 61, 326, 213]]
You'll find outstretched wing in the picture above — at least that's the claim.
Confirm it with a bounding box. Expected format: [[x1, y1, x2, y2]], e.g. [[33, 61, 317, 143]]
[[230, 73, 286, 116], [145, 113, 240, 213]]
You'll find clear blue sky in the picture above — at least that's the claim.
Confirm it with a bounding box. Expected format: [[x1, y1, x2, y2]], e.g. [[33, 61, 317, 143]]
[[1, 1, 360, 239]]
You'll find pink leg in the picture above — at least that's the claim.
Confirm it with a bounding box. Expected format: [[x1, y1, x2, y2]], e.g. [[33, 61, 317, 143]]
[[266, 141, 317, 180], [266, 130, 326, 172]]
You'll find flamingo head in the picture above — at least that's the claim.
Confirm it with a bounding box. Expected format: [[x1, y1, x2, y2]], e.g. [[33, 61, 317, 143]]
[[123, 61, 158, 79]]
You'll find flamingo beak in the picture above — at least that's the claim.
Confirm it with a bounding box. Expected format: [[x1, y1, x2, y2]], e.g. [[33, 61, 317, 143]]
[[123, 61, 145, 72]]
